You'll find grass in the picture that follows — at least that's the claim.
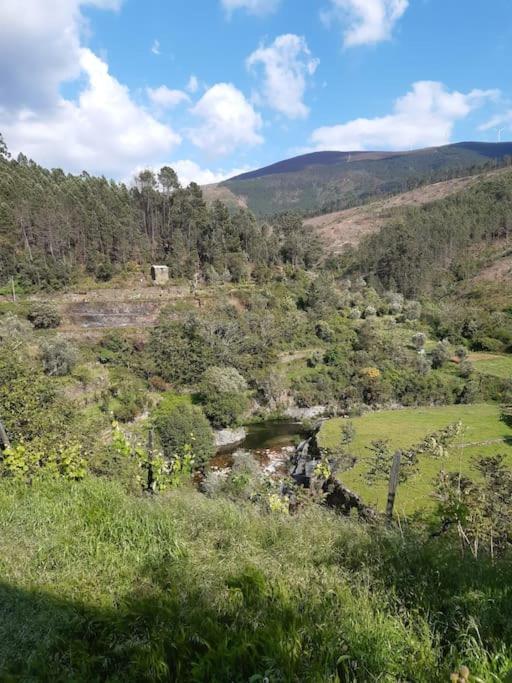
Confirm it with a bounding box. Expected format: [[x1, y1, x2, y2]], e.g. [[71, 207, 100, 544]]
[[1, 477, 512, 681], [318, 403, 512, 515], [470, 352, 512, 379]]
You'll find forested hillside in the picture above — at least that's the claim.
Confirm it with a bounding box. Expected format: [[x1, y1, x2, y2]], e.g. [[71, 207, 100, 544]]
[[214, 141, 512, 215], [0, 136, 320, 291], [345, 169, 512, 298]]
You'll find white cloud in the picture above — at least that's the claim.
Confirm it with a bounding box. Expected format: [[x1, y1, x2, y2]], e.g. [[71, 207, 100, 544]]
[[147, 85, 190, 109], [310, 81, 500, 151], [247, 34, 319, 119], [0, 0, 183, 178], [323, 0, 409, 47], [169, 160, 251, 186], [479, 111, 512, 133], [151, 39, 161, 55], [188, 83, 263, 156], [186, 75, 199, 94], [128, 160, 251, 187], [221, 0, 281, 16], [0, 0, 124, 111], [1, 49, 181, 177]]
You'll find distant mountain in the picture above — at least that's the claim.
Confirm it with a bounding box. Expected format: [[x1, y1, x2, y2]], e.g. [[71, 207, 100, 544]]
[[206, 142, 512, 216]]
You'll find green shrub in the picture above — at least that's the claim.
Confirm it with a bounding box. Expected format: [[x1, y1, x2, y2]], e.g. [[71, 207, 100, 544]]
[[198, 366, 249, 428], [154, 402, 214, 467], [95, 261, 114, 282], [102, 368, 146, 423], [27, 303, 61, 329], [473, 336, 505, 353], [40, 338, 78, 376]]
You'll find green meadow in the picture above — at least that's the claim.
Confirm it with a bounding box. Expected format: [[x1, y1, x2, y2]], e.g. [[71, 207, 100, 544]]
[[470, 352, 512, 380], [318, 403, 512, 515]]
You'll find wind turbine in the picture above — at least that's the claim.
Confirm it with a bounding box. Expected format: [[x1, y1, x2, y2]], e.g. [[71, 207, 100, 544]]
[[497, 127, 505, 143]]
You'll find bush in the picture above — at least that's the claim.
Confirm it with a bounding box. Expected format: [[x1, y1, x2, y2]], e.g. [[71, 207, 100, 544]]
[[431, 340, 451, 369], [27, 303, 61, 329], [412, 332, 426, 351], [403, 300, 422, 321], [472, 336, 505, 353], [0, 313, 33, 342], [315, 320, 334, 342], [103, 368, 147, 423], [40, 338, 78, 376], [198, 366, 249, 429], [95, 261, 114, 282], [154, 402, 214, 467]]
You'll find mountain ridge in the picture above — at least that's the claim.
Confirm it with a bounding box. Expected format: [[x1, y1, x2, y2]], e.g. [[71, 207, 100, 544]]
[[209, 141, 512, 216]]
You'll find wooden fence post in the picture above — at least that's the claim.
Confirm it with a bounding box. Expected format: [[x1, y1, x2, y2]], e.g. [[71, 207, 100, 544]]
[[0, 418, 10, 450], [386, 450, 402, 522], [146, 429, 155, 493]]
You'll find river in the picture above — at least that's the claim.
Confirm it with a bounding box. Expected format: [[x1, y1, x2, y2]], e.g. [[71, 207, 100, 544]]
[[211, 420, 306, 472]]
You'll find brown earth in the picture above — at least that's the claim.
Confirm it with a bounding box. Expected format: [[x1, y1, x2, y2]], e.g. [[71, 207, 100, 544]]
[[473, 255, 512, 282], [304, 168, 509, 253]]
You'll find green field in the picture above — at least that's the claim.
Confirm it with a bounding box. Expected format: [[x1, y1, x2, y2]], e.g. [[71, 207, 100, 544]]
[[470, 352, 512, 379], [318, 403, 512, 514]]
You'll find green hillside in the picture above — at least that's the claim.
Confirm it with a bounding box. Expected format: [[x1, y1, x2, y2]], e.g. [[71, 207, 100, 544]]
[[219, 142, 512, 215]]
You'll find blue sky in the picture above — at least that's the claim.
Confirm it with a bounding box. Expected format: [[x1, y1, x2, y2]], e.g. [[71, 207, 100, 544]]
[[1, 0, 511, 184]]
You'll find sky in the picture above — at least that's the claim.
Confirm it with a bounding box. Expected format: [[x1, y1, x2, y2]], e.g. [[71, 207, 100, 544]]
[[1, 0, 512, 185]]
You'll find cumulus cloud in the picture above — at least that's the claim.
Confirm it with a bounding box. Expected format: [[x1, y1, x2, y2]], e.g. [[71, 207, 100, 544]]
[[323, 0, 409, 47], [188, 83, 263, 156], [128, 160, 251, 187], [310, 81, 500, 151], [1, 49, 181, 177], [0, 0, 182, 178], [0, 0, 123, 111], [247, 34, 319, 119], [221, 0, 281, 16], [147, 85, 190, 109], [151, 39, 161, 55], [168, 160, 251, 186]]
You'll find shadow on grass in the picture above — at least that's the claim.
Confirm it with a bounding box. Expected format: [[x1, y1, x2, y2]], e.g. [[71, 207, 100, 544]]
[[2, 533, 512, 681]]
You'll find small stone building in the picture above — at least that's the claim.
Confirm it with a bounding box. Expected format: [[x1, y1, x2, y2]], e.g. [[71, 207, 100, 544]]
[[151, 265, 169, 285]]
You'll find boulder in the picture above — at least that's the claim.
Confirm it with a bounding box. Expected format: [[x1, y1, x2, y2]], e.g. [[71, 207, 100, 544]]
[[284, 405, 326, 420], [214, 426, 247, 449]]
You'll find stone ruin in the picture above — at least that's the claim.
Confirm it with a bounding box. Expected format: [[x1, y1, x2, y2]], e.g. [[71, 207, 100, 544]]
[[151, 265, 169, 285]]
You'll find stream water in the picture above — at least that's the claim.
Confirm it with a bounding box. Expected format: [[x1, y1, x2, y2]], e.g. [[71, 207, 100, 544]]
[[211, 421, 306, 472]]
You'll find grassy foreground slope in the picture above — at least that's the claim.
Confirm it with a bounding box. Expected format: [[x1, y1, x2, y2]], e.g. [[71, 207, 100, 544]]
[[1, 477, 512, 681], [319, 404, 512, 514]]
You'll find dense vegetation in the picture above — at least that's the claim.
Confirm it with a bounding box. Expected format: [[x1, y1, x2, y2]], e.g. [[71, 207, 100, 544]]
[[0, 135, 321, 291], [3, 137, 512, 680], [347, 170, 512, 298]]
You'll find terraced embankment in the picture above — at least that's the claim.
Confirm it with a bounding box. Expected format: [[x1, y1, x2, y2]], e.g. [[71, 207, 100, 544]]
[[0, 285, 204, 335]]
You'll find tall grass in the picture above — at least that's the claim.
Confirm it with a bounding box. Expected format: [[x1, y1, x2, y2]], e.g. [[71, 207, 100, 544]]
[[0, 477, 511, 681]]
